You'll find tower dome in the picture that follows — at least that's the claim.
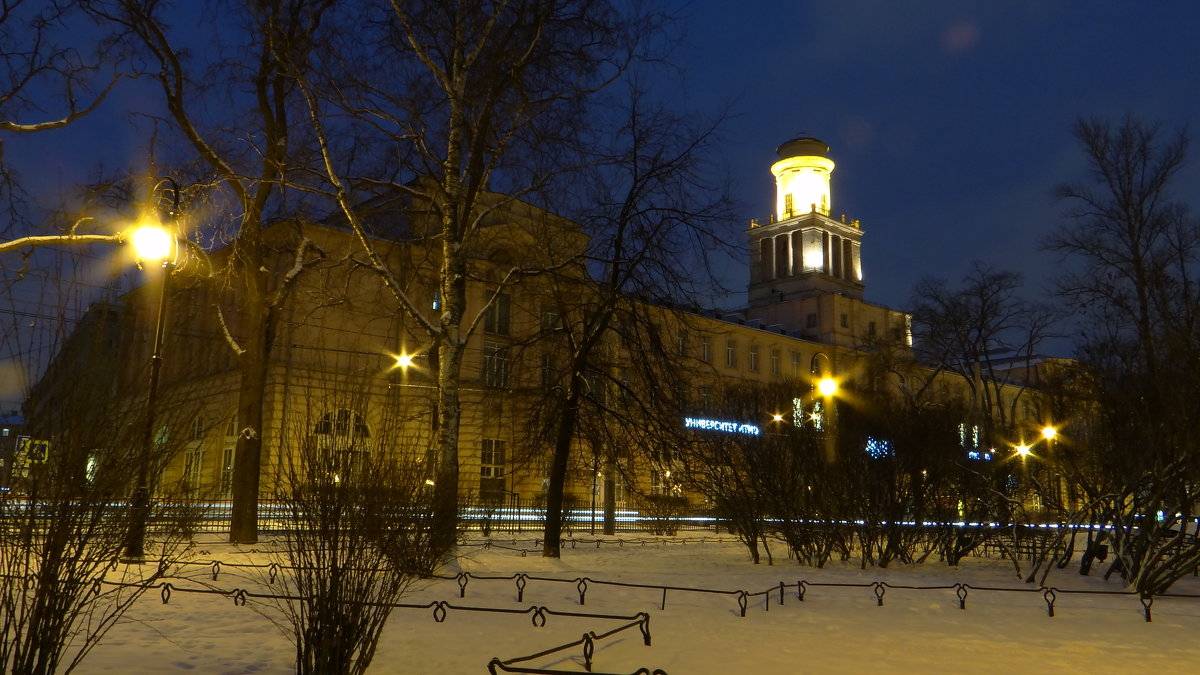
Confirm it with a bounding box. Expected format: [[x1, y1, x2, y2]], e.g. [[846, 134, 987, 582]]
[[771, 137, 834, 219]]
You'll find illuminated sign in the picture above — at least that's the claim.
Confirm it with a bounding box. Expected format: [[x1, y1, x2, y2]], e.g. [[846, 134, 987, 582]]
[[684, 417, 761, 436]]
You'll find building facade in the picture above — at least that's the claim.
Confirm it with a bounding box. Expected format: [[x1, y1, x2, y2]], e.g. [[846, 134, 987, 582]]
[[27, 138, 1044, 514]]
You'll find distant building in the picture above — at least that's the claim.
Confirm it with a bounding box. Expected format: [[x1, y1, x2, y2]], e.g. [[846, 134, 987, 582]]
[[0, 411, 23, 489], [27, 138, 1044, 512]]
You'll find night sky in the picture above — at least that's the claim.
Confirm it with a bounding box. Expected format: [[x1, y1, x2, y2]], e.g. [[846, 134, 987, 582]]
[[664, 1, 1200, 321], [7, 1, 1200, 355]]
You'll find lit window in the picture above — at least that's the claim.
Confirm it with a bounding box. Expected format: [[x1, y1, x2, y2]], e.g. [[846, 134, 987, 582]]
[[749, 345, 759, 372], [650, 467, 679, 496], [480, 439, 507, 500], [220, 448, 234, 495], [771, 349, 780, 376], [483, 341, 509, 388], [726, 339, 736, 368], [183, 449, 204, 490]]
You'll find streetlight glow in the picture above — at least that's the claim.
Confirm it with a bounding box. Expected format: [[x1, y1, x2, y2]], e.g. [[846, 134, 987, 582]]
[[1015, 443, 1031, 457], [130, 225, 173, 263], [1041, 426, 1057, 441], [395, 353, 414, 369], [818, 377, 837, 397]]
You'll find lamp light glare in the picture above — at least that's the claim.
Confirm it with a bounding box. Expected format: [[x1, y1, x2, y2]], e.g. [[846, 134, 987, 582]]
[[395, 353, 414, 369], [817, 377, 837, 397], [1015, 443, 1030, 457], [1041, 426, 1057, 440], [131, 225, 173, 262]]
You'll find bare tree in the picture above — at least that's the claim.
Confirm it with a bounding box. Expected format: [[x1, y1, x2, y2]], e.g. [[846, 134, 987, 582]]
[[517, 82, 736, 557], [281, 0, 655, 543], [85, 0, 336, 543], [1, 0, 127, 230], [1, 278, 196, 675], [1046, 115, 1200, 594], [266, 377, 452, 675], [910, 262, 1056, 443]]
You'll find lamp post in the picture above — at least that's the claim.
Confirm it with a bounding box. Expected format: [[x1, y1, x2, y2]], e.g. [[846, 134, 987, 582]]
[[817, 376, 838, 463], [123, 178, 180, 563]]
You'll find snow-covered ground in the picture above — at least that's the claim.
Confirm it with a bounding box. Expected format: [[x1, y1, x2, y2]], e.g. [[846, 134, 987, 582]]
[[84, 534, 1200, 674]]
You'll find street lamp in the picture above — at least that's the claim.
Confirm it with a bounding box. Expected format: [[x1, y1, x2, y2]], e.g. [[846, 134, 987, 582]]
[[817, 377, 838, 397], [123, 177, 180, 563]]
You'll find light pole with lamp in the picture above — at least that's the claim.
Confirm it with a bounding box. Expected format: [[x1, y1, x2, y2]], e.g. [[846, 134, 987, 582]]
[[123, 178, 181, 563], [817, 376, 838, 463]]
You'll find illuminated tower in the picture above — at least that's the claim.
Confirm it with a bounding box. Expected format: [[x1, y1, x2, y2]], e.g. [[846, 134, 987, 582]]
[[748, 138, 863, 305]]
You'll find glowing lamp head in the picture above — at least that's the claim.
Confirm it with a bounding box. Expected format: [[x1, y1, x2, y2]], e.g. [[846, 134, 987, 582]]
[[1015, 443, 1031, 457], [130, 225, 173, 263], [817, 377, 838, 397], [1041, 426, 1057, 441], [771, 413, 784, 423], [395, 353, 414, 369]]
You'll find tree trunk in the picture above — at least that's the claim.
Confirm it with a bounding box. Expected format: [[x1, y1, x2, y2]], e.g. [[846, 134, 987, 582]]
[[543, 390, 581, 558]]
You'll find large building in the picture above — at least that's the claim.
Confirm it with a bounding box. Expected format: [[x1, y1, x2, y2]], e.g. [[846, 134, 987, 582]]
[[25, 138, 1041, 512]]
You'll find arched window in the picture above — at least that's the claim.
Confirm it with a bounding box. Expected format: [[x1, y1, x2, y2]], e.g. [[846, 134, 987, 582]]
[[810, 352, 831, 377], [310, 409, 371, 482]]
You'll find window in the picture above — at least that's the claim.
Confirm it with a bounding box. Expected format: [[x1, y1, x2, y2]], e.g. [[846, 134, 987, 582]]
[[676, 330, 687, 357], [480, 439, 507, 499], [791, 351, 801, 376], [314, 409, 370, 438], [840, 313, 848, 328], [190, 415, 207, 442], [183, 450, 204, 490], [220, 448, 234, 495], [701, 337, 711, 363], [540, 353, 557, 391], [651, 467, 680, 496], [698, 385, 712, 408], [483, 341, 509, 388], [540, 306, 559, 332], [749, 345, 759, 372], [312, 409, 371, 481], [618, 367, 632, 403], [868, 321, 877, 336], [806, 313, 818, 329], [783, 193, 794, 217], [726, 339, 736, 368], [484, 293, 511, 335], [771, 349, 780, 376]]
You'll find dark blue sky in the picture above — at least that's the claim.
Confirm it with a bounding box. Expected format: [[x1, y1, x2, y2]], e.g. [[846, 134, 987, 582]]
[[664, 1, 1200, 315], [7, 1, 1200, 357]]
